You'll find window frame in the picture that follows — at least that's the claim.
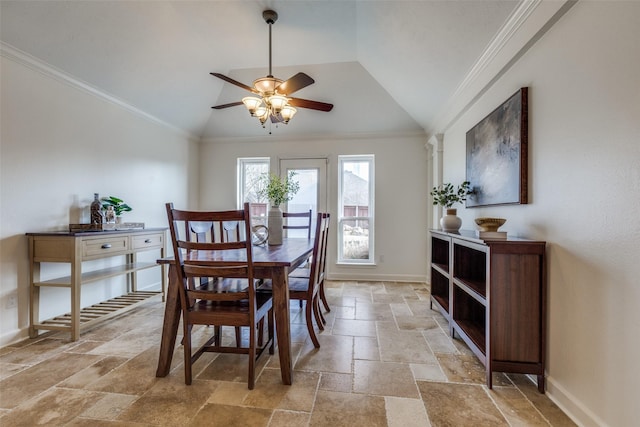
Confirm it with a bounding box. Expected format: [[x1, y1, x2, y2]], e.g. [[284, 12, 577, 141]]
[[337, 154, 375, 265], [237, 157, 270, 223]]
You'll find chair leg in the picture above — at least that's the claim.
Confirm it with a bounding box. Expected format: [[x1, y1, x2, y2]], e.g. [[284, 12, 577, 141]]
[[319, 304, 326, 325], [313, 295, 325, 331], [214, 326, 221, 347], [320, 282, 331, 312], [248, 323, 256, 390], [258, 319, 265, 346], [183, 324, 193, 385], [235, 327, 242, 348], [305, 297, 320, 348], [268, 309, 275, 355]]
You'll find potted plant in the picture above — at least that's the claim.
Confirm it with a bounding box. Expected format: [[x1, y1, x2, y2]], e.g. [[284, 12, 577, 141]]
[[259, 171, 300, 208], [258, 172, 300, 245], [430, 181, 471, 232], [101, 196, 132, 224]]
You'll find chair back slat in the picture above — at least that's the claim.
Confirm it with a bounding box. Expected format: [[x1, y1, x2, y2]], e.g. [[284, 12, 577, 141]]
[[283, 209, 313, 239], [221, 221, 241, 242]]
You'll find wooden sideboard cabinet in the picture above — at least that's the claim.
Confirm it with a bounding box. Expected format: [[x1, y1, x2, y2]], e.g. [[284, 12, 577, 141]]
[[429, 229, 547, 392], [27, 228, 167, 341]]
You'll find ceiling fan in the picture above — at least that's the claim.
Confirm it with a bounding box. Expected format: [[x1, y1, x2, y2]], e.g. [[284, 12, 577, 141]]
[[211, 9, 333, 127]]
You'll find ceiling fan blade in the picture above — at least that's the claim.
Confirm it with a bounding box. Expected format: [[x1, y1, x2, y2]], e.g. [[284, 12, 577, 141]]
[[276, 73, 314, 95], [210, 73, 257, 94], [288, 97, 334, 112], [211, 101, 243, 109]]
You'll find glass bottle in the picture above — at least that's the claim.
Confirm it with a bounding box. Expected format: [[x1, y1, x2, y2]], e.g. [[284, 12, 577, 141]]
[[90, 193, 103, 225]]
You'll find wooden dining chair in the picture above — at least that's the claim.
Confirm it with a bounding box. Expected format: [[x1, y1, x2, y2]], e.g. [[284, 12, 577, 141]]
[[283, 209, 313, 308], [286, 209, 331, 314], [166, 202, 274, 389], [259, 212, 330, 348]]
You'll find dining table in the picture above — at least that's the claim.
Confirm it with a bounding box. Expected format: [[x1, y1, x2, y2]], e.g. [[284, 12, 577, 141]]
[[155, 237, 314, 385]]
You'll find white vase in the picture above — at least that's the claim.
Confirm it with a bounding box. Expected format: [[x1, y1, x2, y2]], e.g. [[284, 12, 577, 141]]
[[440, 208, 462, 233], [267, 205, 283, 245]]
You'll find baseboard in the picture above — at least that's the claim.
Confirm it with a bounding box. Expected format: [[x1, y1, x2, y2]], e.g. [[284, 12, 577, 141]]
[[326, 272, 427, 283], [545, 375, 608, 427], [137, 281, 164, 293], [0, 327, 30, 348]]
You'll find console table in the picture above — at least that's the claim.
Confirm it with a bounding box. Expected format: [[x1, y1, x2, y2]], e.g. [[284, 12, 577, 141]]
[[27, 228, 167, 341], [429, 229, 547, 392]]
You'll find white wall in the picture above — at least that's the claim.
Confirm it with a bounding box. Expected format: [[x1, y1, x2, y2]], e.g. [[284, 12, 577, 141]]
[[439, 2, 640, 426], [200, 133, 430, 282], [0, 55, 200, 346]]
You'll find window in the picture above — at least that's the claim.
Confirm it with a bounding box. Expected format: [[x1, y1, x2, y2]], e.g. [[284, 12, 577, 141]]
[[237, 157, 269, 225], [338, 155, 374, 264]]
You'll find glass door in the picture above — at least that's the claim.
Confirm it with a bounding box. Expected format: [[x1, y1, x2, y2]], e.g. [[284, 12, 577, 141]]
[[279, 158, 328, 237]]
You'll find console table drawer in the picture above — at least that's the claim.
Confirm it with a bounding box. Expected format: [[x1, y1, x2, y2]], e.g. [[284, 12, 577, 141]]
[[132, 232, 164, 250], [82, 236, 130, 258]]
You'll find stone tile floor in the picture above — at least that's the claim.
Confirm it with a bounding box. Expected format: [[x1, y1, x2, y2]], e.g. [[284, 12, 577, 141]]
[[0, 281, 576, 426]]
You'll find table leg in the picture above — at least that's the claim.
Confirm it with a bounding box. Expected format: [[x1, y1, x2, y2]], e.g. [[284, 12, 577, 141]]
[[156, 264, 181, 377], [272, 266, 293, 385]]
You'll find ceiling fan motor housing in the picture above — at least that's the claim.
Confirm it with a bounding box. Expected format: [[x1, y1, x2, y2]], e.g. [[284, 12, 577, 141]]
[[263, 10, 278, 24]]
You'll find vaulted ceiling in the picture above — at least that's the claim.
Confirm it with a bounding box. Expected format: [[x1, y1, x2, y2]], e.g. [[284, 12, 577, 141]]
[[1, 1, 519, 140]]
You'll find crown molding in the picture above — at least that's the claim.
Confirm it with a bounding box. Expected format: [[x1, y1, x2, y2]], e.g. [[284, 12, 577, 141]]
[[1, 42, 199, 142], [201, 129, 427, 145], [428, 0, 577, 136]]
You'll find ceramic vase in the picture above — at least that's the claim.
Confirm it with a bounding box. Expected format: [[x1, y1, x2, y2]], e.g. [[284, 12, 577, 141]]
[[267, 205, 283, 245], [440, 208, 462, 233]]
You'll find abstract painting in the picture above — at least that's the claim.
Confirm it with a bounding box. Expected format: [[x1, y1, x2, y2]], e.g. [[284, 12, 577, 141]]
[[466, 87, 528, 207]]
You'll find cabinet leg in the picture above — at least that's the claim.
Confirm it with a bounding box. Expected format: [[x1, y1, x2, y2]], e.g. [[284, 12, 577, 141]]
[[29, 240, 41, 339], [29, 284, 41, 339], [537, 374, 545, 393], [71, 260, 81, 342]]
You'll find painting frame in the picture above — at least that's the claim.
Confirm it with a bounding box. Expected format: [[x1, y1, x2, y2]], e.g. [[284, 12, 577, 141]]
[[465, 87, 528, 208]]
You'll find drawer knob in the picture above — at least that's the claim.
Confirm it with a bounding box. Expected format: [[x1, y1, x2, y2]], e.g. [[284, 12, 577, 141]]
[[101, 244, 112, 249], [145, 239, 152, 243]]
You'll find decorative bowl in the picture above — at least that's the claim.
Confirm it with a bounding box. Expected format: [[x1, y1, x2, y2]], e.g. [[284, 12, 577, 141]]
[[474, 217, 506, 232]]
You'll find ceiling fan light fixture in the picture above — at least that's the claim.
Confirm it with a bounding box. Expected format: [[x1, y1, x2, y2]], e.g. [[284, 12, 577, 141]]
[[280, 105, 297, 123], [242, 97, 262, 115], [255, 105, 269, 125], [268, 95, 289, 114]]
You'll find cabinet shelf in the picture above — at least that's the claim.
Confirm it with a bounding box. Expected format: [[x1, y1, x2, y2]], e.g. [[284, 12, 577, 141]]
[[431, 263, 449, 277], [430, 268, 450, 314], [34, 291, 160, 331], [34, 262, 160, 287], [453, 278, 486, 303], [429, 229, 546, 393], [454, 319, 486, 357]]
